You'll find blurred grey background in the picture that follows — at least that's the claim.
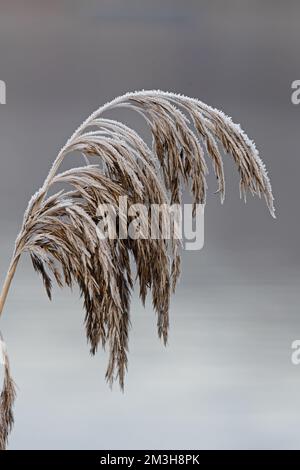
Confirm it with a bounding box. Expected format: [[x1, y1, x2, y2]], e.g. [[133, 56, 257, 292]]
[[0, 0, 299, 450]]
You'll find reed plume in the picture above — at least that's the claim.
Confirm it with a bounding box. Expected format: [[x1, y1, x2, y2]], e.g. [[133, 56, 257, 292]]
[[0, 336, 16, 450], [0, 90, 274, 449]]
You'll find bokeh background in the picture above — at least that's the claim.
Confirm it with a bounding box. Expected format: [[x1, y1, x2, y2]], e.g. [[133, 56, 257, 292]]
[[0, 0, 299, 449]]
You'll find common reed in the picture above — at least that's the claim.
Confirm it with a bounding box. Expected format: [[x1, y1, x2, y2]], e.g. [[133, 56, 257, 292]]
[[0, 90, 274, 449]]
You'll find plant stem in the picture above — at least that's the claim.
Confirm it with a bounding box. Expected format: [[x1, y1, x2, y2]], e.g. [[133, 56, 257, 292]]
[[0, 255, 20, 318]]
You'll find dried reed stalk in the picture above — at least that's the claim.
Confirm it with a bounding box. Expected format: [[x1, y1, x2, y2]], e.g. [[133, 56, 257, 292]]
[[0, 90, 274, 449]]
